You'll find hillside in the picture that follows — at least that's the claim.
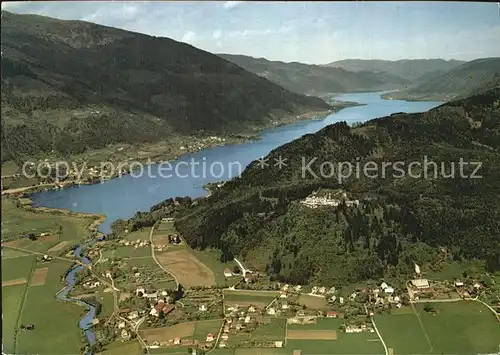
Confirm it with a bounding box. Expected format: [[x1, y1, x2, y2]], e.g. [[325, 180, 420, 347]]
[[0, 11, 331, 161], [327, 59, 465, 81], [218, 54, 410, 96], [382, 58, 500, 101], [125, 88, 500, 286]]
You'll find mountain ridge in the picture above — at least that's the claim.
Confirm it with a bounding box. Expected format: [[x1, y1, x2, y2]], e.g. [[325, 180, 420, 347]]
[[0, 11, 331, 161], [218, 53, 411, 97]]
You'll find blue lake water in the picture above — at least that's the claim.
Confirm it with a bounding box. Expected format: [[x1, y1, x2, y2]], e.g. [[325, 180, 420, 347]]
[[31, 92, 441, 234]]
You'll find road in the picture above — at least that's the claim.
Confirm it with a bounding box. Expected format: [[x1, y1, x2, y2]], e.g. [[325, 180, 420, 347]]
[[3, 245, 83, 265], [149, 226, 179, 287], [234, 258, 249, 275]]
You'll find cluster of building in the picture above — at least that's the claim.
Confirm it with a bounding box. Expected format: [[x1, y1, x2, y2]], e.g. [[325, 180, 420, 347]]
[[118, 238, 150, 248], [301, 191, 360, 209]]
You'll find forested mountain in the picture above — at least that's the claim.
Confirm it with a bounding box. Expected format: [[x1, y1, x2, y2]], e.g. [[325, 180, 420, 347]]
[[0, 11, 330, 161], [327, 59, 465, 81], [218, 54, 410, 96], [125, 88, 500, 286], [383, 58, 500, 101]]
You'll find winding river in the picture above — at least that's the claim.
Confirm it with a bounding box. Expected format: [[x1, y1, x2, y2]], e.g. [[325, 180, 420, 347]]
[[31, 92, 441, 347]]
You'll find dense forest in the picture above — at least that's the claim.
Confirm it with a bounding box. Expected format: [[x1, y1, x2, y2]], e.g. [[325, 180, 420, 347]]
[[0, 11, 330, 161], [120, 89, 500, 286]]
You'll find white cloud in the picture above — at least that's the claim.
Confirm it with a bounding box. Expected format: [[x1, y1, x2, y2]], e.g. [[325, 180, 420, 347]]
[[212, 30, 222, 40], [181, 31, 197, 43], [222, 1, 243, 10]]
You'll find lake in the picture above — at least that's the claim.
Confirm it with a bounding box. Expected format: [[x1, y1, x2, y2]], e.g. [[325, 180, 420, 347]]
[[31, 92, 441, 233]]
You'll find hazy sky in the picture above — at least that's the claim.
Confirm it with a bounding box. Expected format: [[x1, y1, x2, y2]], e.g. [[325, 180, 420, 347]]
[[2, 1, 499, 64]]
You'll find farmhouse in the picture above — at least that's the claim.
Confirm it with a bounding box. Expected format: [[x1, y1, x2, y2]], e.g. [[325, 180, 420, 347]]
[[275, 341, 284, 348], [206, 333, 215, 342], [326, 311, 337, 318], [221, 334, 229, 341], [267, 307, 276, 315], [224, 268, 233, 277], [248, 305, 256, 313], [150, 304, 174, 317], [411, 279, 430, 289], [199, 304, 207, 312], [174, 337, 181, 345], [454, 280, 464, 287]]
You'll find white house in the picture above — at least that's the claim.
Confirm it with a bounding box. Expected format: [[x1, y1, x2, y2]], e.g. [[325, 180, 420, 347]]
[[380, 282, 388, 290], [281, 302, 289, 310], [411, 279, 430, 289], [248, 306, 256, 313], [244, 316, 251, 323], [267, 307, 276, 315], [318, 287, 326, 294], [136, 287, 145, 296], [275, 341, 284, 348], [199, 304, 207, 312], [206, 333, 215, 342], [279, 292, 287, 299], [384, 287, 394, 294], [454, 280, 464, 287], [339, 297, 344, 304], [223, 268, 233, 277]]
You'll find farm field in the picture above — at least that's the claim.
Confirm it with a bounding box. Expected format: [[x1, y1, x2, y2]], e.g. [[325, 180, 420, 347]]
[[2, 254, 36, 282], [1, 247, 30, 258], [2, 284, 29, 353], [156, 249, 216, 287], [16, 259, 84, 354], [153, 222, 239, 286], [140, 319, 223, 344], [1, 197, 95, 252], [122, 228, 151, 241], [250, 318, 286, 341], [295, 294, 328, 309], [375, 301, 500, 354], [286, 318, 383, 354], [100, 340, 142, 355], [103, 245, 152, 258], [190, 248, 238, 285], [224, 290, 278, 310]]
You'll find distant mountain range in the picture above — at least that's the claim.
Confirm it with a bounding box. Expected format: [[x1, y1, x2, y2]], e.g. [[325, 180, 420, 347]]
[[326, 59, 465, 81], [0, 11, 330, 161], [218, 54, 411, 97], [382, 57, 500, 101]]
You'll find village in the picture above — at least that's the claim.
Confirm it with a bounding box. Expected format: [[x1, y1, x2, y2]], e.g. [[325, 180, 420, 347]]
[[79, 251, 495, 354]]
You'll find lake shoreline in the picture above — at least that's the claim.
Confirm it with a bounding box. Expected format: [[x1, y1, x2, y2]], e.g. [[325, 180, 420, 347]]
[[1, 107, 339, 198]]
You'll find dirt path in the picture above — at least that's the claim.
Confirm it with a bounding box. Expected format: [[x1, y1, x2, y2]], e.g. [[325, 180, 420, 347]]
[[2, 245, 78, 264], [149, 226, 179, 287], [12, 256, 37, 354]]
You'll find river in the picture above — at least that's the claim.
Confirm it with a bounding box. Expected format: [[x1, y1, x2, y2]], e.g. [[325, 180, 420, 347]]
[[30, 92, 440, 349]]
